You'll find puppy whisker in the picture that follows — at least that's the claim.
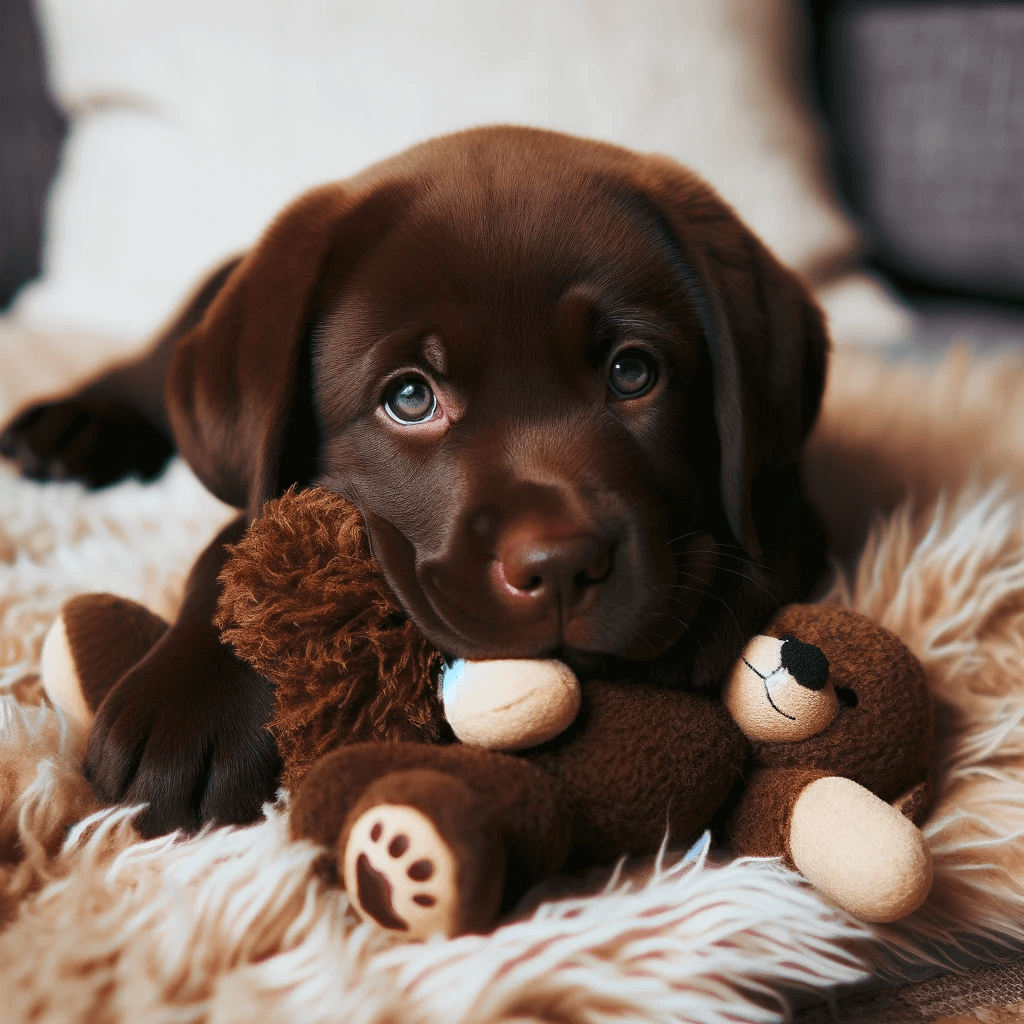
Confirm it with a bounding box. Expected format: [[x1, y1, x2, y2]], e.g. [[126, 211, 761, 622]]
[[662, 579, 748, 635], [676, 557, 790, 604], [663, 530, 705, 549]]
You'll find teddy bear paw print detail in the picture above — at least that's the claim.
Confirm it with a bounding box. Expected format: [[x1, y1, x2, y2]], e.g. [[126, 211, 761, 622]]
[[343, 804, 458, 937], [338, 768, 506, 939]]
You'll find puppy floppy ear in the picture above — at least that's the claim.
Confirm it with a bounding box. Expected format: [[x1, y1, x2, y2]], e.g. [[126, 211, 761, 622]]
[[642, 159, 829, 557], [166, 184, 388, 518]]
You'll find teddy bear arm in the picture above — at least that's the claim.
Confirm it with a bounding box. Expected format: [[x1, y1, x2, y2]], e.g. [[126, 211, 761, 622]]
[[729, 767, 933, 923], [726, 766, 829, 863], [525, 680, 749, 863]]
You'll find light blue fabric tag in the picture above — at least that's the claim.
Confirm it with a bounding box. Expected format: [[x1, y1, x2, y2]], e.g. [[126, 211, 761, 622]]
[[439, 658, 466, 707]]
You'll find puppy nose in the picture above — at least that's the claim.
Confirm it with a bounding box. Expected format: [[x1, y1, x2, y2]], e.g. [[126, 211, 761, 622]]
[[493, 528, 612, 615], [779, 635, 830, 690]]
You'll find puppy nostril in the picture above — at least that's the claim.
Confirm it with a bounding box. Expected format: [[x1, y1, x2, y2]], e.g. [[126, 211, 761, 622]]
[[780, 635, 830, 690], [497, 532, 613, 601], [577, 547, 611, 584]]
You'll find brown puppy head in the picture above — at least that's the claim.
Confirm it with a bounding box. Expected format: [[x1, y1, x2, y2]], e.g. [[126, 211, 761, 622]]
[[169, 127, 828, 684]]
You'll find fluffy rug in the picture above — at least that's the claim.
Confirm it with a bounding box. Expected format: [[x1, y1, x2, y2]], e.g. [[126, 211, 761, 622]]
[[2, 344, 1024, 1023]]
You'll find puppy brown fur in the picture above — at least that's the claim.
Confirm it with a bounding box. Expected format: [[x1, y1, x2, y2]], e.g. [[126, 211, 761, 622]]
[[0, 126, 828, 836]]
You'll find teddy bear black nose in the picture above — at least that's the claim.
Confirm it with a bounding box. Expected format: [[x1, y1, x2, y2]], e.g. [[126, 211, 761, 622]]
[[779, 635, 830, 690]]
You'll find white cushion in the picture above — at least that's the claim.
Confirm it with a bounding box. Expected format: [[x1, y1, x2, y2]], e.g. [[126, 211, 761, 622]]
[[17, 0, 859, 345]]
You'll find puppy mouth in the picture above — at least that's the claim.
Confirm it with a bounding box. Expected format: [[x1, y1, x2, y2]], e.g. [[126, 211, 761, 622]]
[[422, 565, 693, 664], [363, 509, 712, 666]]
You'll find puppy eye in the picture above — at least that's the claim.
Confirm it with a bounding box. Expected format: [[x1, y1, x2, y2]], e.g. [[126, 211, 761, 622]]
[[383, 376, 437, 424], [608, 350, 657, 398]]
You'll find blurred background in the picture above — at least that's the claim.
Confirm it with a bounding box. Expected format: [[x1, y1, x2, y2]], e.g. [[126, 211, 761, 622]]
[[0, 0, 1022, 420]]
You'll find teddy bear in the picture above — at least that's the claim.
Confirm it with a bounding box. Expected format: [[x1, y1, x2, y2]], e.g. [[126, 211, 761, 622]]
[[721, 604, 934, 923], [41, 487, 933, 937]]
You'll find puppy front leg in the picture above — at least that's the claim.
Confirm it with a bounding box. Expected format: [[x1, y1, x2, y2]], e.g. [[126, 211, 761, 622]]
[[0, 257, 238, 488], [84, 514, 281, 837]]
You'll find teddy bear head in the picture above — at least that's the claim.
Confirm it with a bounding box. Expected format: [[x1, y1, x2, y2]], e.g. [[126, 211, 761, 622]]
[[723, 604, 931, 805]]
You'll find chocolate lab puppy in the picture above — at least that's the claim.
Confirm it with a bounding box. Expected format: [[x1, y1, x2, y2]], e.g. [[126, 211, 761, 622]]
[[0, 126, 828, 837]]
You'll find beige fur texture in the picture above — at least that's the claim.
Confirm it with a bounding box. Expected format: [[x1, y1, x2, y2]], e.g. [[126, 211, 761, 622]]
[[1, 343, 1024, 1022]]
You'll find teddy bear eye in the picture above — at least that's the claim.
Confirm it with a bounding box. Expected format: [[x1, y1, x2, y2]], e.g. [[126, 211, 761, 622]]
[[836, 686, 858, 709], [383, 376, 437, 424]]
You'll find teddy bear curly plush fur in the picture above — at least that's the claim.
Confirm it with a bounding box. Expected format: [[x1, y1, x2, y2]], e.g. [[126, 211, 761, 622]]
[[43, 486, 933, 937]]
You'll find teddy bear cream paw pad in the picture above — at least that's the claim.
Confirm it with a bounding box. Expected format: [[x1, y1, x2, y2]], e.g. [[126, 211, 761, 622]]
[[343, 803, 459, 938], [789, 776, 933, 923], [334, 767, 507, 939]]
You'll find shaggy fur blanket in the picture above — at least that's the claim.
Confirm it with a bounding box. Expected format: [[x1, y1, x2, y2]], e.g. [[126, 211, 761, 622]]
[[2, 344, 1024, 1023]]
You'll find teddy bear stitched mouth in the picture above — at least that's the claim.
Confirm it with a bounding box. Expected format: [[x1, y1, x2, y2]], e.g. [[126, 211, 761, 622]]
[[741, 658, 798, 721]]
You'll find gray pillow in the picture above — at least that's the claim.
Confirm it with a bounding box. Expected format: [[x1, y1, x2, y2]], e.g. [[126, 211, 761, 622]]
[[0, 0, 66, 310], [831, 3, 1024, 301]]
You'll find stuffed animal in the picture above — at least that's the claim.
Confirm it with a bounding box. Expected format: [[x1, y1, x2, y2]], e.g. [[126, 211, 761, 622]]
[[722, 605, 934, 923], [41, 487, 933, 937], [42, 487, 748, 938]]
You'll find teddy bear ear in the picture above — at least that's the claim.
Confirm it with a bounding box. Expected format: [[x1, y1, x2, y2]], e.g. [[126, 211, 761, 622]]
[[723, 633, 838, 743]]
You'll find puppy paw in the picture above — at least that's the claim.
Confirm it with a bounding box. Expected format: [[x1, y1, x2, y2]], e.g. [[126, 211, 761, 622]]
[[343, 804, 458, 937], [84, 646, 280, 836], [337, 768, 505, 939], [0, 397, 173, 488]]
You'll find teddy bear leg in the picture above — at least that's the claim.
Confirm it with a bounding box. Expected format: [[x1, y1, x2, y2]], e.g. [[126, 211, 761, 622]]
[[341, 768, 506, 938], [291, 742, 572, 939], [41, 594, 169, 733], [730, 768, 933, 923]]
